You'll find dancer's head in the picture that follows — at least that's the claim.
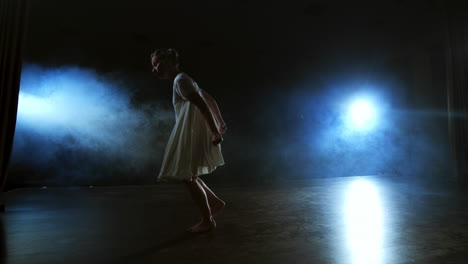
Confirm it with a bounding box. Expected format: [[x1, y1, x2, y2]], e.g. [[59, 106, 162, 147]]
[[150, 48, 180, 79]]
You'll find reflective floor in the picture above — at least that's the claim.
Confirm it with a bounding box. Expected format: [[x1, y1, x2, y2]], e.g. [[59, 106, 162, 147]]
[[1, 176, 468, 264]]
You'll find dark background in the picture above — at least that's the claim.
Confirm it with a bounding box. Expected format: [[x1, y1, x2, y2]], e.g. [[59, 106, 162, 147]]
[[7, 0, 456, 188]]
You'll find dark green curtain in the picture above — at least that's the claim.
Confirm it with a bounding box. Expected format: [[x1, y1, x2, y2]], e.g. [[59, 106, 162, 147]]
[[0, 0, 28, 207], [445, 1, 468, 190]]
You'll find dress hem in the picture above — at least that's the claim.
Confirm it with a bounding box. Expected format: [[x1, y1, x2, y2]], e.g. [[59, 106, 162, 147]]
[[157, 163, 224, 182]]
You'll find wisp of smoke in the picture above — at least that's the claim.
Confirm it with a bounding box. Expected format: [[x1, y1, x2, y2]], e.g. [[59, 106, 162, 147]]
[[11, 64, 173, 185]]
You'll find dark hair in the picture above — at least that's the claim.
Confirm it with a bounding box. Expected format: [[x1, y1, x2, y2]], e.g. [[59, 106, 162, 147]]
[[151, 48, 179, 65]]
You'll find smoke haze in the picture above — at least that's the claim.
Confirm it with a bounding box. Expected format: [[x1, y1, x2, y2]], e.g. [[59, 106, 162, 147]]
[[10, 64, 173, 185]]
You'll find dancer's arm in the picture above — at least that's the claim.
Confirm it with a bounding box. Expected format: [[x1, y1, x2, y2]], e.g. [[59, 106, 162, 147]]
[[186, 93, 223, 145], [200, 90, 227, 134], [177, 77, 223, 144], [187, 93, 218, 133]]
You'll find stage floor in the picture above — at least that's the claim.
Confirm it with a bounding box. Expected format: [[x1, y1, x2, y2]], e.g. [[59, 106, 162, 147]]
[[1, 176, 467, 264]]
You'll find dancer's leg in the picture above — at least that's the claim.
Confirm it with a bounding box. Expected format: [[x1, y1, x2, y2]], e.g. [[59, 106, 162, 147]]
[[183, 178, 216, 232], [196, 177, 225, 216]]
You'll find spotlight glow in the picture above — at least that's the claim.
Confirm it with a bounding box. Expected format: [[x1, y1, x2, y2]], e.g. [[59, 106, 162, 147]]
[[346, 98, 377, 131], [15, 65, 172, 153], [18, 92, 68, 129], [344, 179, 384, 264]]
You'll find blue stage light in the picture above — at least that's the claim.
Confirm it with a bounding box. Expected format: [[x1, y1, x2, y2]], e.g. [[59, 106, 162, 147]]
[[346, 98, 377, 131]]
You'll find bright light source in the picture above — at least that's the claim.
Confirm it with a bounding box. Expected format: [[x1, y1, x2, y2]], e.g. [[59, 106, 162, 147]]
[[344, 179, 384, 264], [346, 98, 377, 131], [17, 92, 66, 127], [350, 100, 373, 125]]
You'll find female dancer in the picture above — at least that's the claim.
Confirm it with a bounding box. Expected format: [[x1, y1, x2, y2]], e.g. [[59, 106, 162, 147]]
[[151, 48, 226, 233]]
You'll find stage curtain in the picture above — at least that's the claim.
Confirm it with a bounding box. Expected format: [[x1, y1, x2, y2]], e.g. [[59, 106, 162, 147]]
[[445, 1, 468, 189], [0, 0, 28, 209]]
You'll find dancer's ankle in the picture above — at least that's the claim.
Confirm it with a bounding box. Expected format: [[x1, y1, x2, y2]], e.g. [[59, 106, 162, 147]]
[[203, 216, 215, 222]]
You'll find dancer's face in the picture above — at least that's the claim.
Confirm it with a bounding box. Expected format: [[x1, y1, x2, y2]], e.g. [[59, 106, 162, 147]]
[[151, 56, 175, 79], [151, 56, 164, 79]]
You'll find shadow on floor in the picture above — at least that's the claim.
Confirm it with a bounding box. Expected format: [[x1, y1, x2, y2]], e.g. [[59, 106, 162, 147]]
[[118, 230, 215, 262]]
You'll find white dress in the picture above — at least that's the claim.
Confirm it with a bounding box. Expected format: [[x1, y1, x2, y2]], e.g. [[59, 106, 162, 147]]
[[157, 72, 225, 182]]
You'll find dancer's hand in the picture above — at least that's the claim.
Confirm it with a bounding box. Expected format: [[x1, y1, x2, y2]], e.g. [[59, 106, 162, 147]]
[[211, 132, 223, 145], [219, 122, 227, 135]]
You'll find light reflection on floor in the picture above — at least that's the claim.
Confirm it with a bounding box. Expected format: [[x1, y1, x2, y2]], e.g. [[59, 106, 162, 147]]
[[344, 179, 384, 264], [4, 177, 468, 264]]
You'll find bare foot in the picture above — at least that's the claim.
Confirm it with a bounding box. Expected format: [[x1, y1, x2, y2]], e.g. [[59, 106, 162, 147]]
[[211, 199, 226, 217], [186, 218, 216, 233]]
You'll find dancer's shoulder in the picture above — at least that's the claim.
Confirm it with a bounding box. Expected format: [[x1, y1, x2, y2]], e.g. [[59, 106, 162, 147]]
[[175, 72, 192, 81]]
